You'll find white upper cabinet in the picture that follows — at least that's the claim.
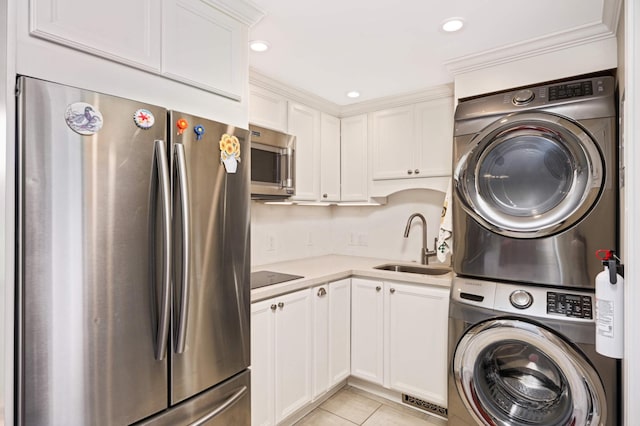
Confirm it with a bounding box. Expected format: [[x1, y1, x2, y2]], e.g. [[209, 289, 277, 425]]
[[414, 97, 454, 178], [30, 0, 261, 100], [288, 102, 321, 201], [370, 97, 454, 182], [340, 114, 368, 202], [30, 0, 162, 71], [370, 105, 415, 180], [162, 0, 245, 99], [320, 113, 341, 202], [249, 86, 288, 132]]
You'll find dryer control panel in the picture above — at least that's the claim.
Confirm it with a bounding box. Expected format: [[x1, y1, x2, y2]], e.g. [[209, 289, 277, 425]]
[[547, 292, 593, 319]]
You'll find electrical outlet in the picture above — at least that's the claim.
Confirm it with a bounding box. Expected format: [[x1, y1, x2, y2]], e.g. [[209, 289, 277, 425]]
[[349, 232, 358, 246], [266, 234, 276, 252], [358, 233, 369, 246]]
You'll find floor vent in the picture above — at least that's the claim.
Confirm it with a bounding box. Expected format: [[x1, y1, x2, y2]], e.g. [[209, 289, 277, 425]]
[[402, 394, 448, 418]]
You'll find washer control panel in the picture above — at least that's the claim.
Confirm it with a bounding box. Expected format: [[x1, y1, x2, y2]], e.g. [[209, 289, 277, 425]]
[[547, 292, 593, 319], [452, 277, 596, 322], [548, 80, 595, 101]]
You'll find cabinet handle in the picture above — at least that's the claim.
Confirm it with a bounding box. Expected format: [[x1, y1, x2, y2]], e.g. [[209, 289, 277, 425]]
[[376, 286, 381, 292], [317, 287, 327, 297], [414, 169, 420, 174], [322, 193, 328, 198], [278, 302, 284, 309], [407, 169, 413, 175], [390, 288, 396, 294], [270, 304, 277, 311]]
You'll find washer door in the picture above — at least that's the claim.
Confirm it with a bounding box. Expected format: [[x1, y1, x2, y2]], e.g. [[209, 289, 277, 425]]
[[452, 318, 606, 426], [454, 112, 604, 238]]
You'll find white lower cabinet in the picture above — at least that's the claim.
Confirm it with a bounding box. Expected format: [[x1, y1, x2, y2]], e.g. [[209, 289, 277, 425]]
[[252, 277, 449, 425], [311, 279, 351, 400], [351, 278, 449, 406], [384, 281, 449, 406], [350, 278, 385, 384], [251, 289, 312, 426]]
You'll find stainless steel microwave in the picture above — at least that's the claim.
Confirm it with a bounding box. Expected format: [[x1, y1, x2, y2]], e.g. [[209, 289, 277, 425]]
[[249, 124, 296, 199]]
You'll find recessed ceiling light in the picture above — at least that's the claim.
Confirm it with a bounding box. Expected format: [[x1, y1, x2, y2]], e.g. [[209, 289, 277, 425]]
[[346, 91, 360, 99], [441, 18, 464, 32], [249, 40, 270, 52]]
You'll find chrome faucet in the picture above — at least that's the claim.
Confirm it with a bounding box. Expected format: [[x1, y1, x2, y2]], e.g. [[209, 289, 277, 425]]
[[403, 213, 437, 265]]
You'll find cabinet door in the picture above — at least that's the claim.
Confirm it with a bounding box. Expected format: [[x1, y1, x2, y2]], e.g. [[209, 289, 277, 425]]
[[328, 279, 351, 385], [340, 115, 368, 201], [384, 282, 449, 406], [249, 86, 288, 132], [414, 97, 454, 178], [320, 113, 341, 202], [350, 278, 384, 384], [251, 299, 276, 426], [30, 0, 161, 70], [370, 105, 415, 180], [163, 0, 245, 99], [288, 103, 321, 201], [311, 284, 329, 400], [274, 289, 312, 423]]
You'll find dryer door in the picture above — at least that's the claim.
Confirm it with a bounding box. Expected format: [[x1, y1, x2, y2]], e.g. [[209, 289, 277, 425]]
[[454, 112, 603, 238], [452, 318, 606, 426]]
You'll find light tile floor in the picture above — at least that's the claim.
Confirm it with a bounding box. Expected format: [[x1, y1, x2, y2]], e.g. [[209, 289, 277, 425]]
[[294, 386, 448, 426]]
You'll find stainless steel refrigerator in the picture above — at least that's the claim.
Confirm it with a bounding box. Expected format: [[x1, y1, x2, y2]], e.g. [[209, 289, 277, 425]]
[[16, 76, 251, 425]]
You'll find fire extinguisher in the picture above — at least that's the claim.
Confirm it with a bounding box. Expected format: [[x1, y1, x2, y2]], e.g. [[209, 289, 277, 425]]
[[594, 249, 624, 359]]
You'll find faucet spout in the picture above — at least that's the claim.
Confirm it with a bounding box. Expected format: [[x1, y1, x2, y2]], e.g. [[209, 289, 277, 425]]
[[403, 213, 437, 265]]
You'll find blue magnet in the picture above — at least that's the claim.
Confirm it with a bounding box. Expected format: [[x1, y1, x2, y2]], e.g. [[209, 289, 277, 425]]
[[194, 125, 205, 140]]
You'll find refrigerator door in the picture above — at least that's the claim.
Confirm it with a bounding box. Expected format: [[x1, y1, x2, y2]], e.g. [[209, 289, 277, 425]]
[[136, 370, 251, 425], [169, 111, 251, 404], [17, 77, 170, 425]]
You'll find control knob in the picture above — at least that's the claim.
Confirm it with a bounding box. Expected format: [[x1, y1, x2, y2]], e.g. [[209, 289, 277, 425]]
[[512, 89, 535, 105], [509, 290, 533, 309]]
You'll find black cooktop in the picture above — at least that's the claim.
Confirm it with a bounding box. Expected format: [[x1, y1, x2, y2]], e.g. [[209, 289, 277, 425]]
[[250, 270, 304, 289]]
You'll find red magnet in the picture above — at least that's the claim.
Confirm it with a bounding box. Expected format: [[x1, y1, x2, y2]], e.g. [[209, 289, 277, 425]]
[[176, 118, 189, 135]]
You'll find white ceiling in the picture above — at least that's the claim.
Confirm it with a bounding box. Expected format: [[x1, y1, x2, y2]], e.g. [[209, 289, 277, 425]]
[[248, 0, 614, 105]]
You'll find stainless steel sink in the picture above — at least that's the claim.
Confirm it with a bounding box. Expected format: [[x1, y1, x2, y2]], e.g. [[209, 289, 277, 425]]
[[373, 263, 451, 276]]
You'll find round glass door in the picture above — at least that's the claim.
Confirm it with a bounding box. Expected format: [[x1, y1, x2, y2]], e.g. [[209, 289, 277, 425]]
[[452, 318, 606, 426], [454, 112, 604, 238]]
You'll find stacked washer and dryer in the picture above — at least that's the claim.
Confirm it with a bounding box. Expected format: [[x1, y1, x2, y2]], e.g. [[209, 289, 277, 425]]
[[448, 75, 620, 425]]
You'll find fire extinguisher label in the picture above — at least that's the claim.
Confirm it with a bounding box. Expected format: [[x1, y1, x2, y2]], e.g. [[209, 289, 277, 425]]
[[596, 299, 615, 338]]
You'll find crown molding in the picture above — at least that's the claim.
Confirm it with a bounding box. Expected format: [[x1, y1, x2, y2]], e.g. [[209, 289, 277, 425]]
[[339, 84, 453, 117], [445, 21, 616, 76], [249, 68, 453, 118], [203, 0, 265, 27], [250, 68, 343, 116]]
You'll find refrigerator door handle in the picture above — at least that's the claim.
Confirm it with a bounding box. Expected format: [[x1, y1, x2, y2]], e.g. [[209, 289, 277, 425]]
[[186, 386, 248, 426], [174, 143, 191, 354], [154, 140, 172, 361]]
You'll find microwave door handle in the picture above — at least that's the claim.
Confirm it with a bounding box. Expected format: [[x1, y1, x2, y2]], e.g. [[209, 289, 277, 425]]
[[153, 140, 171, 361], [174, 143, 191, 354], [281, 147, 294, 189]]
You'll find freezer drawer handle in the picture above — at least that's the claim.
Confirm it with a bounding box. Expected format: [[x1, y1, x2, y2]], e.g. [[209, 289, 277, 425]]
[[187, 385, 248, 426], [174, 143, 191, 354], [153, 140, 172, 361]]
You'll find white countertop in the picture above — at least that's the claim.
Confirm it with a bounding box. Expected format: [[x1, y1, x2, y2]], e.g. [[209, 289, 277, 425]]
[[251, 255, 452, 302]]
